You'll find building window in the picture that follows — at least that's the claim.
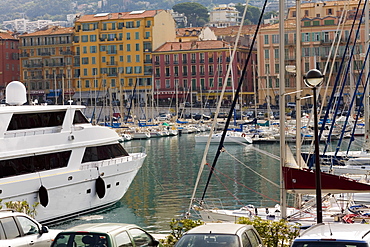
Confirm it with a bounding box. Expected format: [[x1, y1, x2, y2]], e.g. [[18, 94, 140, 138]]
[[126, 67, 133, 74], [328, 8, 333, 15], [126, 21, 134, 28], [81, 35, 88, 42], [90, 46, 97, 53], [136, 55, 140, 62], [135, 43, 140, 51], [85, 80, 90, 88], [135, 32, 139, 39], [264, 35, 269, 44], [303, 33, 310, 42], [264, 49, 269, 59], [272, 34, 279, 43], [127, 44, 131, 51], [165, 79, 170, 88], [90, 35, 97, 42], [209, 78, 214, 88], [126, 33, 131, 40]]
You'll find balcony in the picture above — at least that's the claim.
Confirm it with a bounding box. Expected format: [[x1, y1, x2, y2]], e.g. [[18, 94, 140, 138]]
[[107, 62, 117, 66]]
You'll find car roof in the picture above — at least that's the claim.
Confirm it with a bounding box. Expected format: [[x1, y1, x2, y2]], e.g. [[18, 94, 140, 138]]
[[295, 223, 370, 242], [0, 210, 32, 219], [60, 223, 141, 235], [185, 223, 253, 235]]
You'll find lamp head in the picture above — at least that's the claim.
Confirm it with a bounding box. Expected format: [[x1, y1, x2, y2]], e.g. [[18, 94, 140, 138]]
[[304, 69, 324, 88]]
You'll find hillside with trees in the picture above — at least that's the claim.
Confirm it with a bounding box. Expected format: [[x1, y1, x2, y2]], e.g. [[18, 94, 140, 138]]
[[0, 0, 271, 27]]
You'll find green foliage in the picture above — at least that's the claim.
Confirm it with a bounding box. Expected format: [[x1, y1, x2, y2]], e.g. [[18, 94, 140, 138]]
[[160, 218, 204, 246], [234, 4, 261, 25], [172, 2, 209, 27], [237, 217, 301, 247], [4, 201, 40, 219]]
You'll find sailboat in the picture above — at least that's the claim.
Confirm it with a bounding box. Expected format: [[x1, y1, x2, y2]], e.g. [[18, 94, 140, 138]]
[[301, 1, 370, 176], [187, 0, 370, 226]]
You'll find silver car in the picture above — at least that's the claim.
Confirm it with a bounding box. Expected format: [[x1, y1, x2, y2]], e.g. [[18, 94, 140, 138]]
[[50, 223, 161, 247], [0, 210, 61, 247], [175, 223, 264, 247]]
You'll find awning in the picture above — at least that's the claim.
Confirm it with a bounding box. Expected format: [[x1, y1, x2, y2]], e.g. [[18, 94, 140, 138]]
[[46, 90, 61, 98]]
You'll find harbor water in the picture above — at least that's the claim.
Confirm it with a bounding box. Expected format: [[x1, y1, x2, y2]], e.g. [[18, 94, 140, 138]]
[[50, 132, 365, 233]]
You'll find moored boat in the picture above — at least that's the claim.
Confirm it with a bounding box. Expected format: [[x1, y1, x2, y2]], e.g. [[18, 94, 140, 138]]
[[0, 81, 146, 224]]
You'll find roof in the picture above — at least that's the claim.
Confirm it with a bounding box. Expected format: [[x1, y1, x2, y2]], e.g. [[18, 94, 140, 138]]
[[186, 223, 253, 235], [0, 30, 18, 40], [209, 25, 259, 36], [154, 40, 237, 52], [62, 223, 140, 235], [76, 10, 163, 22], [295, 223, 370, 241], [20, 26, 73, 37]]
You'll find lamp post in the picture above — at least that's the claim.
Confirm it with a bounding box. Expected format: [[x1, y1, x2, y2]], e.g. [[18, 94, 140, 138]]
[[304, 69, 324, 223]]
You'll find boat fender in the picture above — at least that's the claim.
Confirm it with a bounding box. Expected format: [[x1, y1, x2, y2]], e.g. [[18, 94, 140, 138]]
[[241, 133, 246, 137], [96, 176, 106, 199], [39, 185, 49, 207]]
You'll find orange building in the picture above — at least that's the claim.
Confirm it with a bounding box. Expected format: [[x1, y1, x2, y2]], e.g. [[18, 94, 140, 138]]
[[257, 0, 367, 107], [19, 26, 74, 103]]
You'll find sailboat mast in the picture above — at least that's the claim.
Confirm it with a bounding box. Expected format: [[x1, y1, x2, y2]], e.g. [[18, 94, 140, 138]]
[[296, 0, 302, 169], [279, 0, 287, 219], [365, 0, 370, 152]]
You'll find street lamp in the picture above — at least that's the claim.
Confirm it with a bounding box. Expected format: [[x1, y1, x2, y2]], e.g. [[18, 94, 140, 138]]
[[304, 69, 324, 224]]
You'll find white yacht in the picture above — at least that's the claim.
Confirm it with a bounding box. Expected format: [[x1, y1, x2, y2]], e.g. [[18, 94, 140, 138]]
[[0, 81, 146, 224]]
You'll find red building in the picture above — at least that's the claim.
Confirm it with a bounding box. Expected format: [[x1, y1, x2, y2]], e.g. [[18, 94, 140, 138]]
[[0, 31, 20, 99], [152, 40, 256, 106]]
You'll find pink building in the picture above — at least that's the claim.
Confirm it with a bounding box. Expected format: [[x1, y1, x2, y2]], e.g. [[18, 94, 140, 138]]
[[152, 40, 256, 106]]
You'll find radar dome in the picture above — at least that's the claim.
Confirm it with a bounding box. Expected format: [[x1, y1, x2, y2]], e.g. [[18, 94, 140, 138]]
[[6, 81, 27, 106]]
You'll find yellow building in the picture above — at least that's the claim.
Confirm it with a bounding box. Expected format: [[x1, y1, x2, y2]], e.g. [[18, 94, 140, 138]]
[[257, 0, 366, 107], [73, 9, 176, 105], [19, 26, 74, 103]]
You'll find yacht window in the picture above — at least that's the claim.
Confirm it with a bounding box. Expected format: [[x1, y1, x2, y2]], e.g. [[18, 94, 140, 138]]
[[73, 110, 89, 124], [7, 111, 66, 130], [0, 151, 71, 178], [82, 144, 129, 163]]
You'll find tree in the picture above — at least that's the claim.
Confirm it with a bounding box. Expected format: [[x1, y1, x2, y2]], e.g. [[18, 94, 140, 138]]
[[172, 2, 209, 27], [235, 3, 261, 25]]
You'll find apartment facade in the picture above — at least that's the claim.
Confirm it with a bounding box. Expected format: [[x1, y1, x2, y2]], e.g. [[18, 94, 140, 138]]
[[19, 26, 74, 103], [0, 31, 20, 99], [257, 0, 366, 107], [152, 40, 256, 106], [73, 10, 176, 106]]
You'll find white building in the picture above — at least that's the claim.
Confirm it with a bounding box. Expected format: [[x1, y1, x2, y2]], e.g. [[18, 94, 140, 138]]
[[208, 4, 241, 27], [2, 18, 72, 33]]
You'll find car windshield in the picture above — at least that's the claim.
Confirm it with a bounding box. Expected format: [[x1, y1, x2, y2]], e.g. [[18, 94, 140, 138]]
[[52, 233, 109, 247], [175, 234, 239, 247], [292, 241, 368, 247]]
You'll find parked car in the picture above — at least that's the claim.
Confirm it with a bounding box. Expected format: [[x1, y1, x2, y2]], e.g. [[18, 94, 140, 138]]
[[50, 223, 161, 247], [0, 210, 61, 246], [175, 223, 263, 247], [292, 223, 370, 247]]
